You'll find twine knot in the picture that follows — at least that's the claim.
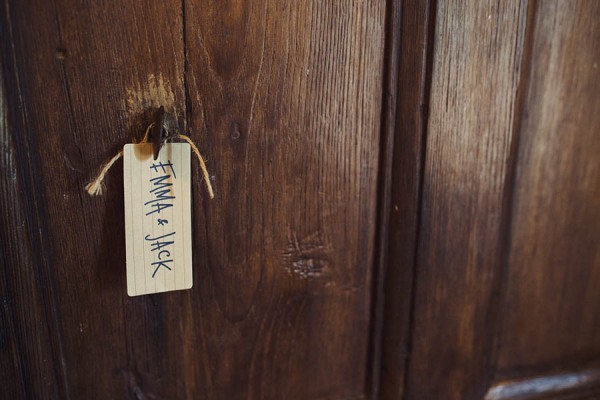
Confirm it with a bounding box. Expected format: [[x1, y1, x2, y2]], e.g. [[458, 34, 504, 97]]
[[84, 123, 214, 198]]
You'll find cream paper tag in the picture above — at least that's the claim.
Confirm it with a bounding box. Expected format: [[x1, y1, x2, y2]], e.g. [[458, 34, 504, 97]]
[[123, 143, 193, 296]]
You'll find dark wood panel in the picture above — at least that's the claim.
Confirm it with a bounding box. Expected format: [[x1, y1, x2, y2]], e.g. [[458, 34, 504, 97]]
[[1, 0, 188, 398], [182, 0, 385, 398], [2, 0, 388, 399], [378, 0, 435, 398], [0, 50, 63, 399], [370, 0, 403, 395], [403, 1, 530, 399], [496, 0, 600, 373]]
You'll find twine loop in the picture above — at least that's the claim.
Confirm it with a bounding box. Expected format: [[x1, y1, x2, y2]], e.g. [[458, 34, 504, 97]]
[[84, 123, 214, 198]]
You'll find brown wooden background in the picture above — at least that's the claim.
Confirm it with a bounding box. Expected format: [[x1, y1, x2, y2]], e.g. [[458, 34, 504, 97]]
[[1, 1, 599, 399]]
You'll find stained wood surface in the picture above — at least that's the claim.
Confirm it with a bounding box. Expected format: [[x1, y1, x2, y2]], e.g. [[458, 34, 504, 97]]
[[3, 0, 600, 398], [378, 0, 434, 398], [495, 0, 600, 378], [397, 1, 600, 399], [2, 1, 187, 399], [1, 52, 65, 400], [1, 0, 386, 399], [182, 1, 385, 398], [402, 1, 530, 398]]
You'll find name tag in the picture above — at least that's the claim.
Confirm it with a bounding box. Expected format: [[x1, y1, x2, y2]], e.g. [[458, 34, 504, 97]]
[[123, 143, 193, 296]]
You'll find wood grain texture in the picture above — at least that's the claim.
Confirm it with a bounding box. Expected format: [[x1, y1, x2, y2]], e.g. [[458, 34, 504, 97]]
[[1, 0, 188, 398], [182, 0, 385, 398], [397, 1, 600, 399], [496, 0, 600, 376], [1, 0, 386, 398], [403, 1, 529, 399], [369, 0, 403, 395], [6, 0, 598, 397], [378, 0, 435, 398], [0, 49, 64, 399]]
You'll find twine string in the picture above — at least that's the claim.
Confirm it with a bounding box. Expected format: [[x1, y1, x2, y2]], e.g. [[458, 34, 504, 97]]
[[175, 134, 214, 199], [84, 150, 125, 196], [84, 124, 214, 198]]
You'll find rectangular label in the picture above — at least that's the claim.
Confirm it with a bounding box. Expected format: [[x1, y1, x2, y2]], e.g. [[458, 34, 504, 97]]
[[123, 143, 193, 296]]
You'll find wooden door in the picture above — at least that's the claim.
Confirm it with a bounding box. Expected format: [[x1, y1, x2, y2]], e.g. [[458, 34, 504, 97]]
[[1, 1, 599, 399], [1, 0, 385, 398], [380, 1, 600, 399]]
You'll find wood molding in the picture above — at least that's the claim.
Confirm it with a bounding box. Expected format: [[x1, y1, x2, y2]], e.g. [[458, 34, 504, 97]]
[[378, 0, 436, 397], [485, 369, 600, 400]]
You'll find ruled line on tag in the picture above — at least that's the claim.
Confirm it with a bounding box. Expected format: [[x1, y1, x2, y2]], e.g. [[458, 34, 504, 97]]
[[123, 143, 193, 296]]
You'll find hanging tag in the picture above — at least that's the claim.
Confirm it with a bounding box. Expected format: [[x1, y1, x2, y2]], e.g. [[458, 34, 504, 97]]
[[123, 143, 193, 296]]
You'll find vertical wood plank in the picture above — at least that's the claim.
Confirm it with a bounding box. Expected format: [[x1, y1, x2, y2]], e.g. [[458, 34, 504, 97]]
[[496, 0, 600, 376], [0, 49, 62, 399], [3, 0, 388, 398], [404, 1, 529, 398], [379, 0, 435, 397], [183, 0, 386, 397], [1, 0, 189, 398]]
